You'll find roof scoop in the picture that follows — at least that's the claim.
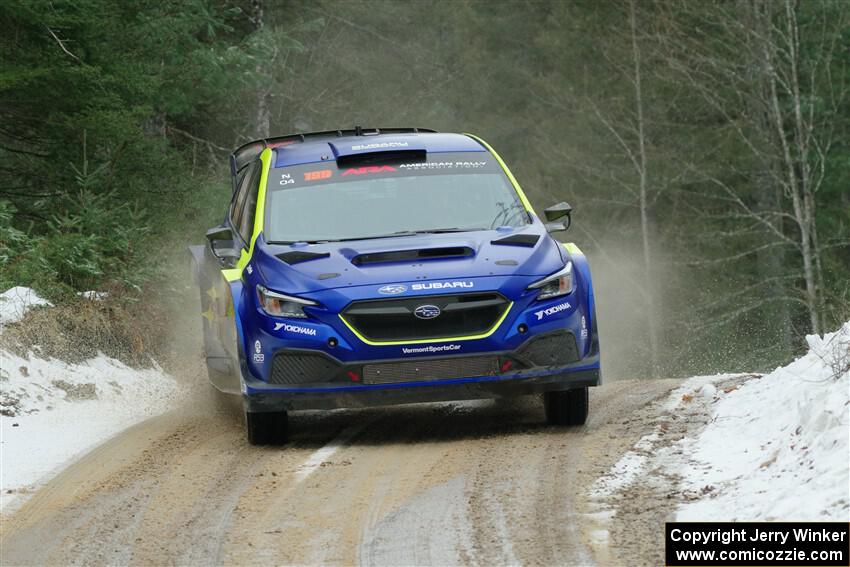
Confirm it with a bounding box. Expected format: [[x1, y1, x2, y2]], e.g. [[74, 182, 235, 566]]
[[352, 246, 473, 266]]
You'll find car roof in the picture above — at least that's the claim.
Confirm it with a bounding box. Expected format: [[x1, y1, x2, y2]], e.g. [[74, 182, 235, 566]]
[[271, 131, 487, 168]]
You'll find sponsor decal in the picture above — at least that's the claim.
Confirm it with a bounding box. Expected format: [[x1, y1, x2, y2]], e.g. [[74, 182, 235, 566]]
[[398, 161, 488, 170], [401, 344, 462, 355], [273, 322, 318, 336], [413, 304, 441, 319], [246, 264, 253, 275], [279, 173, 294, 186], [304, 169, 332, 181], [411, 281, 474, 290], [351, 142, 409, 151], [534, 301, 571, 321], [378, 284, 408, 295], [581, 315, 588, 338], [341, 165, 396, 176], [253, 340, 264, 363]]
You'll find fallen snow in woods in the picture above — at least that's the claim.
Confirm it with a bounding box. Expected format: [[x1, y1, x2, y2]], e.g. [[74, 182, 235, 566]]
[[0, 288, 186, 512], [0, 287, 51, 326], [677, 322, 850, 521]]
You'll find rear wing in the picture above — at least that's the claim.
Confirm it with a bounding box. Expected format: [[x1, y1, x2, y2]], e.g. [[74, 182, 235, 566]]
[[229, 127, 437, 190]]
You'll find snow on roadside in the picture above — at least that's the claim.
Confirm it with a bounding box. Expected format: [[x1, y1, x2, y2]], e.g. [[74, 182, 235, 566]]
[[677, 322, 850, 521], [589, 374, 743, 502], [584, 373, 750, 550], [0, 349, 187, 512], [588, 321, 850, 528], [0, 287, 51, 326]]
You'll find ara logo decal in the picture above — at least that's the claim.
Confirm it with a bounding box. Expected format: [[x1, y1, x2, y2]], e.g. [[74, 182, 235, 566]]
[[413, 304, 441, 319], [534, 302, 571, 321], [411, 281, 474, 290], [341, 165, 396, 176], [304, 169, 332, 181], [252, 340, 264, 363], [246, 264, 253, 275], [273, 322, 318, 336], [378, 284, 408, 295]]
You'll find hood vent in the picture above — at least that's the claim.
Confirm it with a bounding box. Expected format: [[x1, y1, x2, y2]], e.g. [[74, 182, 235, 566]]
[[276, 251, 331, 265], [491, 234, 540, 247], [352, 246, 473, 266]]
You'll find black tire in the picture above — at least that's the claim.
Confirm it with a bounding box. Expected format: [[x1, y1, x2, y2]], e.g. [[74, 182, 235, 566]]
[[544, 387, 589, 426], [245, 410, 289, 445]]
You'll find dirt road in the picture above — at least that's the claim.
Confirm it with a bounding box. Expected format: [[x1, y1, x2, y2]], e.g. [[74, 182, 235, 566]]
[[1, 379, 687, 566]]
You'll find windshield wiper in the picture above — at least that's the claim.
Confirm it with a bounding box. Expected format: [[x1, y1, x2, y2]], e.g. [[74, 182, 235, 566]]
[[268, 228, 488, 245], [331, 228, 488, 242], [415, 227, 487, 234]]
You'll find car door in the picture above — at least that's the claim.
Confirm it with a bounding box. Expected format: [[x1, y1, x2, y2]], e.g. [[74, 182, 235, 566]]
[[194, 159, 262, 392]]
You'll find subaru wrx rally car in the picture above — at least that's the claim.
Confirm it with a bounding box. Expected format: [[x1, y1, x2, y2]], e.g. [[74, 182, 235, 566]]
[[190, 127, 600, 444]]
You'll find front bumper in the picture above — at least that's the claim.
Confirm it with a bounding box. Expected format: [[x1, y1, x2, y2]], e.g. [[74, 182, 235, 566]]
[[242, 331, 600, 412]]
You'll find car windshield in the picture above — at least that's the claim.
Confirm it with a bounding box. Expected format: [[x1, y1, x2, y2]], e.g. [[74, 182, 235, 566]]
[[264, 154, 529, 243]]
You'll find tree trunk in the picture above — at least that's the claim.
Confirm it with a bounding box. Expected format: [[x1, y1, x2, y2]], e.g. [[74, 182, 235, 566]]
[[629, 0, 660, 377], [758, 0, 820, 334], [251, 0, 271, 139]]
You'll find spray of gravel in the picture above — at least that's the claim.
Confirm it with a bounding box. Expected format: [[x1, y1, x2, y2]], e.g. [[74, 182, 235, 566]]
[[582, 233, 680, 382]]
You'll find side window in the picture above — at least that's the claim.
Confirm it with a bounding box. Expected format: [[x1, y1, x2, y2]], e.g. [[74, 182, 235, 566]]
[[237, 162, 263, 245], [229, 161, 259, 245]]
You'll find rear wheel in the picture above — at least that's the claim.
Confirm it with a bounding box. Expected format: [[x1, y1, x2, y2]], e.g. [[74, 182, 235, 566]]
[[245, 410, 289, 445], [544, 387, 588, 426]]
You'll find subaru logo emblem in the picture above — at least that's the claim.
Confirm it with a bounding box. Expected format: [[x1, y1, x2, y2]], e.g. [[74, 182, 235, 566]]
[[378, 284, 407, 295], [414, 305, 441, 319]]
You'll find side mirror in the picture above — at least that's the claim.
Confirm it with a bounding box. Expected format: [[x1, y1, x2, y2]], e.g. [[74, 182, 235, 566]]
[[544, 201, 572, 230], [544, 201, 572, 221], [206, 225, 241, 267]]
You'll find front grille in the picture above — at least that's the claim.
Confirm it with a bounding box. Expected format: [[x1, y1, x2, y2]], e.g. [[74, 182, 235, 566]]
[[517, 332, 579, 367], [363, 356, 500, 384], [269, 352, 340, 385], [342, 292, 509, 342]]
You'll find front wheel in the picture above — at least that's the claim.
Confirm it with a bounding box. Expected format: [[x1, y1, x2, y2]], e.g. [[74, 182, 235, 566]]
[[544, 387, 588, 426], [245, 410, 289, 445]]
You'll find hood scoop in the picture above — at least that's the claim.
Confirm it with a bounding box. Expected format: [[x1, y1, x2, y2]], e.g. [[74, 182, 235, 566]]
[[491, 234, 540, 247], [352, 246, 473, 266], [276, 251, 331, 265]]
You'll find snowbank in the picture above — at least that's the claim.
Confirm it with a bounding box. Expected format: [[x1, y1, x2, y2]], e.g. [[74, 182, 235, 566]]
[[1, 350, 186, 512], [677, 322, 850, 521], [0, 287, 51, 326]]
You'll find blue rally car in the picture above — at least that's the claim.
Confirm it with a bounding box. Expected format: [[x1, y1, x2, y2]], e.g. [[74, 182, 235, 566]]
[[190, 127, 601, 444]]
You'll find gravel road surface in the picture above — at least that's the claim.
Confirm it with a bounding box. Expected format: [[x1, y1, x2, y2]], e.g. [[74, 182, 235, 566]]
[[1, 379, 688, 566]]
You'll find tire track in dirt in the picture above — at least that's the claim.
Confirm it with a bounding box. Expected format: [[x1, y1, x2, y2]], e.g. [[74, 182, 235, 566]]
[[1, 380, 684, 566]]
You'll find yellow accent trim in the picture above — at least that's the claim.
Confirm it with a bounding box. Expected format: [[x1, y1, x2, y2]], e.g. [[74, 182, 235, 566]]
[[465, 133, 536, 214], [338, 302, 514, 346], [236, 148, 273, 272], [562, 242, 583, 255], [221, 268, 242, 283]]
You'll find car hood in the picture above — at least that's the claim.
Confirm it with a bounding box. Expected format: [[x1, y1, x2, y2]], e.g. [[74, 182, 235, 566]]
[[251, 224, 567, 296]]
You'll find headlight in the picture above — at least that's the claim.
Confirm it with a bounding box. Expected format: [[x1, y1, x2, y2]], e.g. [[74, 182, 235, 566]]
[[528, 262, 573, 300], [256, 284, 317, 318]]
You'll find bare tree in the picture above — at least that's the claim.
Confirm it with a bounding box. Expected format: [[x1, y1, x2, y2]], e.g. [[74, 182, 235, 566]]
[[251, 0, 271, 139], [657, 0, 848, 335]]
